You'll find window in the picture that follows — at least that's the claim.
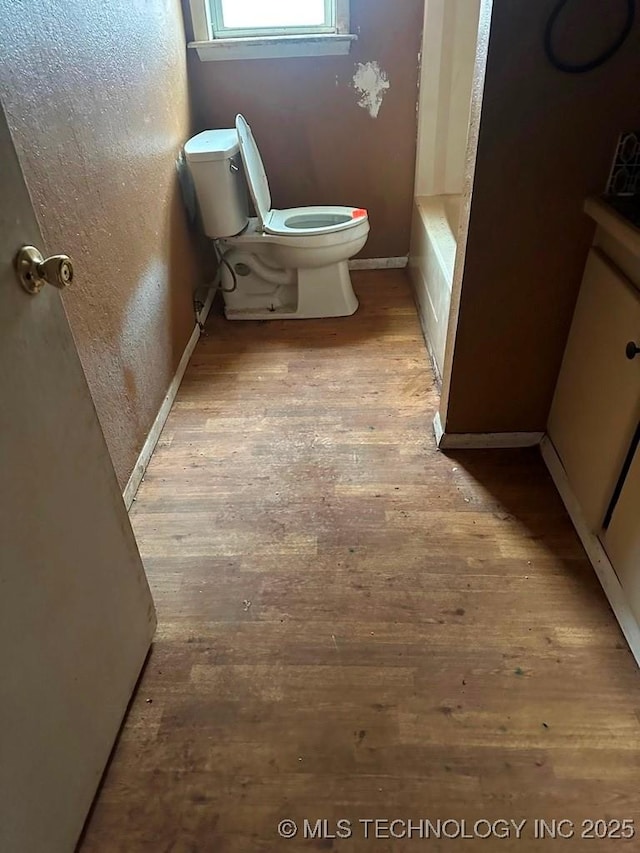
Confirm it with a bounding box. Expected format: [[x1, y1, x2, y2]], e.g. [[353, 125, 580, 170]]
[[212, 0, 337, 38], [188, 0, 354, 61]]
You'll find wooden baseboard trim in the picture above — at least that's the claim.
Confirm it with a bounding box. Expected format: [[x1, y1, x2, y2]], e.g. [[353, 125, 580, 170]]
[[540, 436, 640, 667], [433, 414, 544, 449], [122, 287, 216, 510], [349, 256, 408, 270]]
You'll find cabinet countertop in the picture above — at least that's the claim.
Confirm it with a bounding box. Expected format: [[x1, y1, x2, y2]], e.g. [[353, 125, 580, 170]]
[[585, 197, 640, 260]]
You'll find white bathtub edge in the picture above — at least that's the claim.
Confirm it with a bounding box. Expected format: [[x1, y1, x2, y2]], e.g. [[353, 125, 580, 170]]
[[409, 195, 460, 376]]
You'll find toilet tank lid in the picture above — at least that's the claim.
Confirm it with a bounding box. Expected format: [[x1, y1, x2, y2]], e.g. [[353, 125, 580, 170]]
[[184, 129, 239, 162]]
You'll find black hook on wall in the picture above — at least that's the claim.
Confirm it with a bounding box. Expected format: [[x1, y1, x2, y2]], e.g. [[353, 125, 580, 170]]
[[544, 0, 636, 73]]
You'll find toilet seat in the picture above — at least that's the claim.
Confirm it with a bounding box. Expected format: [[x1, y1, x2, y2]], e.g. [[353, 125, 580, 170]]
[[267, 206, 367, 237], [223, 214, 370, 251], [235, 114, 369, 238]]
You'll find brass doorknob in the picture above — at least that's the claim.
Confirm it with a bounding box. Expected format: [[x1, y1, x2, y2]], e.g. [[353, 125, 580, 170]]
[[16, 245, 74, 294]]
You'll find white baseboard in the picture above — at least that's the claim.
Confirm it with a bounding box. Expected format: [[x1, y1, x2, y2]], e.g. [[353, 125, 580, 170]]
[[122, 286, 216, 510], [433, 413, 544, 449], [540, 436, 640, 667], [349, 256, 408, 270]]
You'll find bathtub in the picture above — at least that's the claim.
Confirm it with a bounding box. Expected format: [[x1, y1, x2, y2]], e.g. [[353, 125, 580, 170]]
[[408, 194, 461, 378]]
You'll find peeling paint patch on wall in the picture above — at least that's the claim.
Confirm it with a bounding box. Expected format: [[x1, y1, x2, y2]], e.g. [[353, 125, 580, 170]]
[[352, 61, 390, 119]]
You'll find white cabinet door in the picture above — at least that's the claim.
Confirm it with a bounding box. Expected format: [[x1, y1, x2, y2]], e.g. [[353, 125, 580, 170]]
[[604, 442, 640, 624], [0, 104, 156, 851], [548, 248, 640, 529]]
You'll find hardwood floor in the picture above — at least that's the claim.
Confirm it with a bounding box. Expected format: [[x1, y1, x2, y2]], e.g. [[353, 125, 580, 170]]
[[80, 271, 640, 852]]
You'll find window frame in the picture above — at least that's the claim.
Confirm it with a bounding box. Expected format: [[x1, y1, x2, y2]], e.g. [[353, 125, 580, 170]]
[[209, 0, 337, 39], [188, 0, 351, 43]]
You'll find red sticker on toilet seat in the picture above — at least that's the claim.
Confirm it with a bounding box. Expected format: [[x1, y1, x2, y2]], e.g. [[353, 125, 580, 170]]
[[352, 208, 368, 218]]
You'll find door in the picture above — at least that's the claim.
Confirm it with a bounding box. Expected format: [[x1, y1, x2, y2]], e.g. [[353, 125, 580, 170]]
[[548, 248, 640, 529], [0, 104, 156, 851], [604, 441, 640, 624]]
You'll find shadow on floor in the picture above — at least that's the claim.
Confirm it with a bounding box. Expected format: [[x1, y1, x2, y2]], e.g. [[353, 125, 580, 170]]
[[440, 446, 624, 630]]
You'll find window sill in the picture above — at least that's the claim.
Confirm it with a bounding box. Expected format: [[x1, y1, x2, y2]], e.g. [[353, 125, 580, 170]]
[[188, 33, 357, 62]]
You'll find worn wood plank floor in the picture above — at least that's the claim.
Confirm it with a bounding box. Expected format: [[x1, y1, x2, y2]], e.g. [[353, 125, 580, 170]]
[[81, 272, 640, 852]]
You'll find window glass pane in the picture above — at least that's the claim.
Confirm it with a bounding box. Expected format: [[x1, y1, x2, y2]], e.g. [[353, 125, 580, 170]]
[[220, 0, 327, 29]]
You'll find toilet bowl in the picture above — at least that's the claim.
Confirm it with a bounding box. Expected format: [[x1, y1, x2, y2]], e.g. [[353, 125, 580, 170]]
[[184, 115, 369, 320]]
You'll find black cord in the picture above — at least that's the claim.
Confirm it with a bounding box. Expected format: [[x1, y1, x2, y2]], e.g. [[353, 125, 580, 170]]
[[213, 241, 238, 293], [544, 0, 635, 73]]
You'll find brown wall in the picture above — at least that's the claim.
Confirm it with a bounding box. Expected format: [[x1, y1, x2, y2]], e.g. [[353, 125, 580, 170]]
[[0, 0, 201, 487], [184, 0, 424, 259], [444, 0, 640, 434]]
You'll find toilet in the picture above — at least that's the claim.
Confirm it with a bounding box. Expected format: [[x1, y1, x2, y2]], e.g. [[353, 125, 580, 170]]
[[184, 115, 370, 320]]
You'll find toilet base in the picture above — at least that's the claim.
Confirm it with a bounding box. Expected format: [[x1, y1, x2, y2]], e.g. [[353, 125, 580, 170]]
[[222, 256, 359, 320]]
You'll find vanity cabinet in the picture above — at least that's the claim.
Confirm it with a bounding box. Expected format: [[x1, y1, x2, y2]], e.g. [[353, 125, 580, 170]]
[[604, 444, 640, 623], [548, 247, 640, 530], [545, 198, 640, 659]]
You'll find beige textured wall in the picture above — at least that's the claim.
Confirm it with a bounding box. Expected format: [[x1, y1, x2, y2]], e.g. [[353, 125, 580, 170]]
[[183, 0, 424, 259], [444, 0, 640, 434], [0, 0, 201, 487]]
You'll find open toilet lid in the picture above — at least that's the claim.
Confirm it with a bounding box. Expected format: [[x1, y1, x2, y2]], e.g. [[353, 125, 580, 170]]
[[235, 114, 272, 231]]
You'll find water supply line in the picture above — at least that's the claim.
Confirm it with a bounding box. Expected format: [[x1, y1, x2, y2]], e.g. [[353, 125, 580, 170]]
[[213, 241, 238, 293], [544, 0, 636, 73]]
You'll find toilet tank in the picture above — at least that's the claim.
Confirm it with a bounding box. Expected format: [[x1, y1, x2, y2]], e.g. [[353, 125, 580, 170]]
[[184, 129, 249, 238]]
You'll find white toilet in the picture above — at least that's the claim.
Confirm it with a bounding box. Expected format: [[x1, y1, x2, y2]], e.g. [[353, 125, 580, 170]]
[[184, 115, 370, 320]]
